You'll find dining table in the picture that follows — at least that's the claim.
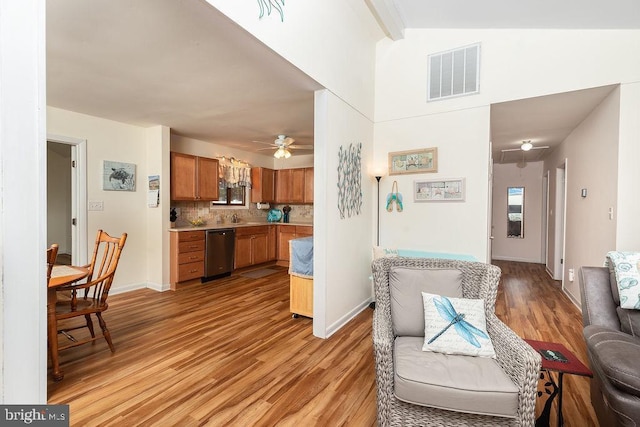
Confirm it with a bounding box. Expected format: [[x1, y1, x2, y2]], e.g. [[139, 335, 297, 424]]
[[48, 264, 90, 381]]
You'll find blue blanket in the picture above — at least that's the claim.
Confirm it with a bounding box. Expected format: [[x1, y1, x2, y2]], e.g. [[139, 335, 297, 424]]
[[289, 236, 313, 278]]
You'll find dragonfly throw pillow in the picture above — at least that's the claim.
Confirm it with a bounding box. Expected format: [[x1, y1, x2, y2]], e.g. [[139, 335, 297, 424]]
[[421, 292, 496, 358]]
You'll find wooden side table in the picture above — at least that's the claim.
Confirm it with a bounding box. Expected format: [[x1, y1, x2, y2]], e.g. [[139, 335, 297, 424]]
[[525, 339, 593, 427]]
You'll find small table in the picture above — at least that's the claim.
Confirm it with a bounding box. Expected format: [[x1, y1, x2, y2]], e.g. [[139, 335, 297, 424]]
[[48, 265, 90, 381], [525, 339, 593, 427]]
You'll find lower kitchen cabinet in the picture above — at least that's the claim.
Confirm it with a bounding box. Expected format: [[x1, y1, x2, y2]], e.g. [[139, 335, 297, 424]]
[[277, 225, 313, 265], [170, 230, 205, 290], [235, 226, 269, 269]]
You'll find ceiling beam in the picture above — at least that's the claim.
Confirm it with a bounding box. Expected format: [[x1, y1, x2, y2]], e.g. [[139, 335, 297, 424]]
[[365, 0, 405, 40]]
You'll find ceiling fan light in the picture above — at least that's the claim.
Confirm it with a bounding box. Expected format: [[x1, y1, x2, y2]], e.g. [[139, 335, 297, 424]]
[[284, 149, 291, 159], [521, 141, 533, 151], [274, 147, 285, 159]]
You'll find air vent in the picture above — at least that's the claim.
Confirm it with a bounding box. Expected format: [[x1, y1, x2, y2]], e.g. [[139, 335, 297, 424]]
[[428, 43, 480, 102]]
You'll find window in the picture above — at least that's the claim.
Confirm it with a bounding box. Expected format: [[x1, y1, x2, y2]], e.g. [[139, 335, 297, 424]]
[[212, 179, 246, 205]]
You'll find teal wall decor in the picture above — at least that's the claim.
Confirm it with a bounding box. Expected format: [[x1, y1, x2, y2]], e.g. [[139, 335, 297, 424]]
[[337, 142, 363, 219], [257, 0, 285, 22]]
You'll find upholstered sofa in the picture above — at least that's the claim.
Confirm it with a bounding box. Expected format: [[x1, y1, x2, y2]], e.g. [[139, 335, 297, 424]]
[[372, 257, 541, 426], [580, 267, 640, 426]]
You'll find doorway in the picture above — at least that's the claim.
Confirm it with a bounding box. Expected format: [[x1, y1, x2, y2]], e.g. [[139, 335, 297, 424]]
[[553, 163, 567, 281], [47, 135, 88, 267]]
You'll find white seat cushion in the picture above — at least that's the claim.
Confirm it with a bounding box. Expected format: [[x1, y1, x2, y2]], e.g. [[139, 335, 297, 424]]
[[394, 337, 519, 418]]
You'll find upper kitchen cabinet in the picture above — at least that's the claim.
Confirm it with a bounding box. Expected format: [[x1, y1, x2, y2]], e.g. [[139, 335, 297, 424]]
[[170, 152, 219, 201], [275, 168, 312, 204], [304, 167, 314, 203], [251, 167, 275, 203]]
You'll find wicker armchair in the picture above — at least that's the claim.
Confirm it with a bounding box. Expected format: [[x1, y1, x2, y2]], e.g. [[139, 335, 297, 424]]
[[372, 257, 541, 426]]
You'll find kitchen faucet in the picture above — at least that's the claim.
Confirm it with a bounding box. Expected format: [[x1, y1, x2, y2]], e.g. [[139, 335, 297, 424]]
[[231, 214, 238, 223]]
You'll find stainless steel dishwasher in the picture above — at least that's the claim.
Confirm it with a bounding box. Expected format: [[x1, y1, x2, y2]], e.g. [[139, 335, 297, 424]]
[[204, 228, 235, 280]]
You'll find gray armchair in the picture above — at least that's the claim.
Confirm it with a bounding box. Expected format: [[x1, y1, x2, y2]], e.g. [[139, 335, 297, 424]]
[[580, 266, 640, 426], [372, 257, 541, 426]]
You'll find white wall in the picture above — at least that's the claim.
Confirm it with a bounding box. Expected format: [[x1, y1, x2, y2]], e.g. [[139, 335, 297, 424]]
[[492, 162, 544, 263], [374, 107, 492, 261], [314, 89, 375, 337], [616, 82, 640, 251], [374, 28, 640, 271], [544, 88, 620, 305], [375, 29, 640, 123], [146, 126, 171, 291], [47, 107, 153, 293], [0, 0, 47, 403], [206, 0, 384, 120]]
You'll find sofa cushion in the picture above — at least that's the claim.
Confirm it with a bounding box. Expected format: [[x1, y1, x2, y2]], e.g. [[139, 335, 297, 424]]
[[421, 293, 496, 358], [617, 307, 640, 337], [584, 325, 640, 397], [606, 251, 640, 309], [389, 267, 463, 337], [394, 337, 519, 418]]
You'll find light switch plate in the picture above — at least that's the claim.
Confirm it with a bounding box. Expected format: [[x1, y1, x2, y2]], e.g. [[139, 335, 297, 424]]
[[88, 201, 104, 211]]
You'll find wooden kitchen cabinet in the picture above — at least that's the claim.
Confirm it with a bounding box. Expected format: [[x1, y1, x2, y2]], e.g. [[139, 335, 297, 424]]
[[275, 168, 306, 204], [277, 226, 297, 262], [277, 225, 313, 265], [304, 167, 314, 203], [251, 167, 275, 203], [170, 230, 205, 290], [170, 152, 219, 201], [235, 226, 270, 269], [267, 225, 277, 261]]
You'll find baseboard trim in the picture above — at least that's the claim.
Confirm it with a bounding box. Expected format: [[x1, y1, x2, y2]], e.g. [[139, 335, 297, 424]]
[[325, 297, 373, 338], [109, 282, 171, 295], [492, 256, 543, 263], [109, 282, 148, 295]]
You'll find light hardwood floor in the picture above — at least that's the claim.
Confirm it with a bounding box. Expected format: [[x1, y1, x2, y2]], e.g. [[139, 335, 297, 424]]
[[49, 262, 597, 426]]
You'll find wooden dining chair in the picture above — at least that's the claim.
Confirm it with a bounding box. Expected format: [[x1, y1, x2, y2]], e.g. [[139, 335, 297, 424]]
[[55, 230, 127, 353], [47, 243, 59, 283]]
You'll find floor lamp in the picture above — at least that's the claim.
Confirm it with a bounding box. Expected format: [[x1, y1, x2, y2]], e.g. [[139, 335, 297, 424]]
[[375, 175, 382, 246]]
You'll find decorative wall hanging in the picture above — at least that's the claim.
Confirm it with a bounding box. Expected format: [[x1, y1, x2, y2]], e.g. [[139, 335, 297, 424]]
[[257, 0, 285, 22], [389, 147, 438, 175], [385, 181, 403, 212], [103, 160, 136, 191], [337, 142, 362, 219], [414, 178, 465, 202]]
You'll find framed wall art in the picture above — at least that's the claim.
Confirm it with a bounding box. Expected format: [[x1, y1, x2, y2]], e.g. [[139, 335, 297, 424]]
[[388, 147, 437, 175], [103, 160, 136, 191], [414, 177, 465, 202]]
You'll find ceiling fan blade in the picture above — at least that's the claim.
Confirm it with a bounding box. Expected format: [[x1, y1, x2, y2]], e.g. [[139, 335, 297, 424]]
[[500, 145, 549, 153], [252, 140, 277, 146], [256, 146, 277, 151], [289, 145, 313, 150]]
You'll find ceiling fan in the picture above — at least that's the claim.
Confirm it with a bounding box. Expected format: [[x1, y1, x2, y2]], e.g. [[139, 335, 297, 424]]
[[256, 135, 313, 159], [500, 140, 549, 153], [500, 140, 550, 166]]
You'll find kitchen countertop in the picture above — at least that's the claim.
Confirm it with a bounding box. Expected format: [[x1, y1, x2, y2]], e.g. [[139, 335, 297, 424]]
[[168, 221, 313, 232]]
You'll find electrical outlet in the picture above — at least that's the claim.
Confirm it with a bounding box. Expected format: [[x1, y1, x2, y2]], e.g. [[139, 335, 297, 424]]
[[88, 201, 104, 211], [568, 268, 575, 282]]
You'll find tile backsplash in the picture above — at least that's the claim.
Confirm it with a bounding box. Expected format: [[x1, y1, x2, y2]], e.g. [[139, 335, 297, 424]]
[[172, 202, 313, 226]]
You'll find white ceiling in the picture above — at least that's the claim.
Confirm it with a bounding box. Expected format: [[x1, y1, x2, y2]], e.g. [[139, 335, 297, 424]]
[[48, 1, 636, 161], [47, 0, 321, 155], [393, 0, 640, 30]]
